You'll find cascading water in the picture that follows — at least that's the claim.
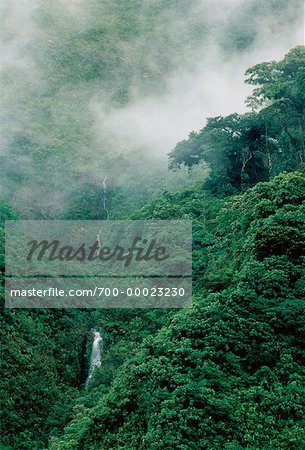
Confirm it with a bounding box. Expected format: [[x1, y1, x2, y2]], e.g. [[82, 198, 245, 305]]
[[86, 178, 108, 388], [95, 175, 109, 253], [85, 329, 102, 390], [102, 176, 109, 219]]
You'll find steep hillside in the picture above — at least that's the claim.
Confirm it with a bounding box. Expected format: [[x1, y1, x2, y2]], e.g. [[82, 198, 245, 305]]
[[50, 172, 305, 449]]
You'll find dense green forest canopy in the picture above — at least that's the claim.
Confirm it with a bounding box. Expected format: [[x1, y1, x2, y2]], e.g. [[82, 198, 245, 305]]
[[49, 171, 305, 450], [1, 168, 304, 448], [1, 1, 305, 449]]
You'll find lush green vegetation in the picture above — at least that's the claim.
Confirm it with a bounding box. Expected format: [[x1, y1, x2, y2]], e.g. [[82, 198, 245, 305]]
[[49, 172, 305, 450], [1, 170, 305, 448], [1, 1, 304, 449]]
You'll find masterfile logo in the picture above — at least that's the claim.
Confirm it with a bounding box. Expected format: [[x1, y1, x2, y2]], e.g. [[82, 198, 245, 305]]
[[26, 236, 170, 267], [5, 220, 192, 308]]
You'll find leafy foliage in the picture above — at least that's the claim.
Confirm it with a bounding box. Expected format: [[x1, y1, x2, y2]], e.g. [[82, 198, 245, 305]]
[[50, 173, 305, 449], [1, 6, 304, 447]]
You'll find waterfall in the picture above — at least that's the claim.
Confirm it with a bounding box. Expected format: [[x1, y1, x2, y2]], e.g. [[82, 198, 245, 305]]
[[102, 176, 109, 219], [95, 175, 109, 254], [85, 329, 102, 390]]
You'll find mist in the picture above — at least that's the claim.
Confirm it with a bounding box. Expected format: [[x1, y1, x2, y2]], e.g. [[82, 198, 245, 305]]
[[0, 0, 304, 217], [94, 0, 303, 153]]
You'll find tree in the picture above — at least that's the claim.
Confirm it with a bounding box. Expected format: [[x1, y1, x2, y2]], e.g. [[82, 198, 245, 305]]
[[169, 48, 305, 194]]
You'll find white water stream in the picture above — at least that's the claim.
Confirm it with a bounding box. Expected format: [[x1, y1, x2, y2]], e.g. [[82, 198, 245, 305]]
[[85, 329, 102, 390]]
